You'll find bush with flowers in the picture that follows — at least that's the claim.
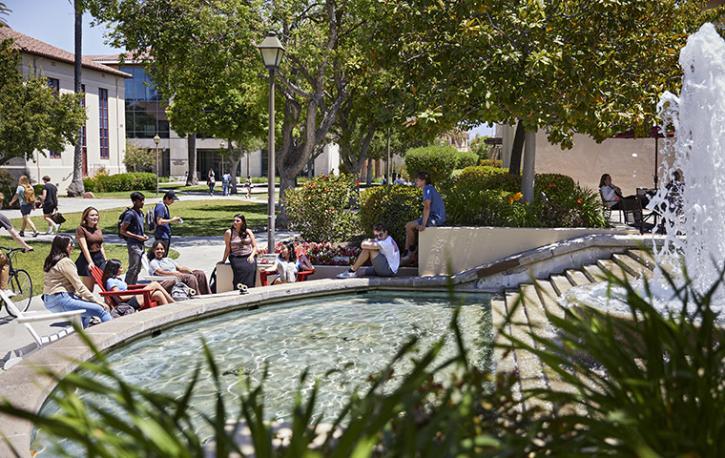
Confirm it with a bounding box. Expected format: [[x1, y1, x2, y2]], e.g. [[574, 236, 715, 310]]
[[445, 166, 606, 228], [258, 241, 361, 266], [284, 174, 361, 242]]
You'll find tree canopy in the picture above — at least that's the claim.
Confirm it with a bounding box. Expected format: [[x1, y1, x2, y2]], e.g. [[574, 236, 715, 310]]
[[0, 38, 86, 166]]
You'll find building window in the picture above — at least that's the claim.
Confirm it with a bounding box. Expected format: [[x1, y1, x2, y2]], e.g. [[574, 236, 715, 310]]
[[119, 65, 170, 139], [48, 78, 61, 157], [99, 88, 109, 159], [81, 85, 87, 157]]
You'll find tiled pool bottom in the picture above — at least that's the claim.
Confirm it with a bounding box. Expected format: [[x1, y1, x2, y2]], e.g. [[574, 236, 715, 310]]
[[35, 291, 491, 455]]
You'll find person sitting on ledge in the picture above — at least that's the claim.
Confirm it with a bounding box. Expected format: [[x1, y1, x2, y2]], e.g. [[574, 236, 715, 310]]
[[103, 258, 175, 309], [337, 223, 400, 278], [401, 171, 446, 266], [147, 241, 211, 295], [265, 241, 303, 284]]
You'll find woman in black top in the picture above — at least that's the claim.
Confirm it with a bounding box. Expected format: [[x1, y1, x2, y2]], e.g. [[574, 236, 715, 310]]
[[40, 176, 59, 234]]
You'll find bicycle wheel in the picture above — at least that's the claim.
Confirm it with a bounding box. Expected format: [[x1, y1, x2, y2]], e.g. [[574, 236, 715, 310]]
[[8, 269, 32, 317]]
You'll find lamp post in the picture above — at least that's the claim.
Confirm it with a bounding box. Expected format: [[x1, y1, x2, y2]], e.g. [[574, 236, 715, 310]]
[[219, 139, 226, 176], [153, 134, 161, 196], [257, 31, 285, 253]]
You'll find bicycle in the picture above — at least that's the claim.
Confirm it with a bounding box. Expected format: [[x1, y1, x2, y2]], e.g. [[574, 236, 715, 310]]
[[0, 246, 33, 317]]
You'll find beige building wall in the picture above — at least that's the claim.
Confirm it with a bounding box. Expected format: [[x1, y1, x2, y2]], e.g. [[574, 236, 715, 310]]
[[6, 54, 127, 192]]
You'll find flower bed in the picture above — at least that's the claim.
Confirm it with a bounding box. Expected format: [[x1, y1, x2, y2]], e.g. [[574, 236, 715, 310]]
[[258, 241, 360, 266]]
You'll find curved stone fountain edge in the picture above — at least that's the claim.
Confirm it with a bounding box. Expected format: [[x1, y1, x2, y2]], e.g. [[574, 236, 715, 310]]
[[0, 232, 664, 456]]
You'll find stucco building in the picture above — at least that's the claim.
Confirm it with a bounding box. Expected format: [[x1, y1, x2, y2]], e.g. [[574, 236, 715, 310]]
[[0, 28, 129, 193]]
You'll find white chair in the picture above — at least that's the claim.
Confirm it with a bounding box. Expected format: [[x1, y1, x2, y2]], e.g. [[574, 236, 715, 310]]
[[1, 290, 83, 369]]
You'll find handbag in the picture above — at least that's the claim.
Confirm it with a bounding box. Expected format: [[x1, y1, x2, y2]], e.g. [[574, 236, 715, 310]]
[[111, 303, 136, 318], [171, 281, 197, 301], [51, 212, 66, 224]]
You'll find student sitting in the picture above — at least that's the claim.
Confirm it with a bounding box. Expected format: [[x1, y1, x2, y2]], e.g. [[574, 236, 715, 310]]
[[264, 242, 314, 284], [102, 259, 175, 309], [337, 224, 400, 278], [147, 241, 210, 295], [42, 235, 111, 328]]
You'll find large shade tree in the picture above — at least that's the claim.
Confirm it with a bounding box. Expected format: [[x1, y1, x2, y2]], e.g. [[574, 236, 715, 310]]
[[373, 0, 724, 200]]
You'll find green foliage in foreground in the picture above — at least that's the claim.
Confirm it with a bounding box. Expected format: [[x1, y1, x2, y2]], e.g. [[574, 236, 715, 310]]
[[1, 270, 723, 456]]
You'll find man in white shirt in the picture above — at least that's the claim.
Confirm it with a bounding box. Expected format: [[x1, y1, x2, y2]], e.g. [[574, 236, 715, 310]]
[[337, 223, 400, 278]]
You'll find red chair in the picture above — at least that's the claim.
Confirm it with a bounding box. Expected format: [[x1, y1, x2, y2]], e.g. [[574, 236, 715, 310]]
[[259, 269, 315, 286], [89, 266, 159, 310]]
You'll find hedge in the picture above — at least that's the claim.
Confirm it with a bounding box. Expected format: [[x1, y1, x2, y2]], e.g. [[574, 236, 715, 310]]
[[359, 184, 422, 244], [404, 145, 459, 185], [454, 151, 478, 169], [83, 173, 156, 192]]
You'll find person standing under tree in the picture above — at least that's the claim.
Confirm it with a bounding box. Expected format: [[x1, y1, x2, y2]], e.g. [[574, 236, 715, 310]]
[[7, 175, 38, 238], [153, 191, 181, 252], [39, 176, 60, 234], [245, 176, 253, 199], [222, 172, 231, 196], [119, 192, 148, 285], [207, 169, 216, 196], [401, 171, 446, 266]]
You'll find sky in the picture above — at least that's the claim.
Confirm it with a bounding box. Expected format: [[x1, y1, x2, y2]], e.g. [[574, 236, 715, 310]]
[[3, 0, 496, 138], [4, 0, 123, 55]]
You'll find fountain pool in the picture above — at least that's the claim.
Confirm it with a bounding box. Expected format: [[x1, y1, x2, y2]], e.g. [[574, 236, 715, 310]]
[[34, 290, 491, 455]]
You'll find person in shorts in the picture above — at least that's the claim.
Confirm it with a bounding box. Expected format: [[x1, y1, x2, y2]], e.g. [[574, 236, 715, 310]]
[[401, 171, 446, 265], [7, 175, 39, 237], [337, 223, 400, 278], [40, 176, 60, 234]]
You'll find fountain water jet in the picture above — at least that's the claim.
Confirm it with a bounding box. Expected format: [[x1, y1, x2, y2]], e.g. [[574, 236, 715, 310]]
[[651, 22, 725, 309]]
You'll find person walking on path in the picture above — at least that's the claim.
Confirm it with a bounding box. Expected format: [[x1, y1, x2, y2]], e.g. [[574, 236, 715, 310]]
[[207, 169, 216, 196], [42, 234, 111, 328], [75, 207, 107, 291], [222, 172, 231, 196], [153, 191, 182, 252], [39, 176, 60, 234], [245, 176, 253, 199], [0, 193, 33, 297], [220, 214, 258, 289], [337, 223, 400, 278], [119, 192, 148, 285], [401, 171, 446, 266], [148, 241, 210, 295], [7, 175, 39, 238]]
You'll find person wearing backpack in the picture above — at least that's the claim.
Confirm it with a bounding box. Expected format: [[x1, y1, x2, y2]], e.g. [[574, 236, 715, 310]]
[[119, 192, 148, 285], [151, 191, 181, 252], [7, 175, 39, 238]]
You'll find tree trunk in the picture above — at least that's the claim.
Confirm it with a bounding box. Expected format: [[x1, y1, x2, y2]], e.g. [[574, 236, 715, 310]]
[[366, 158, 373, 185], [522, 129, 537, 202], [186, 134, 197, 185], [277, 171, 297, 229], [508, 120, 525, 176], [66, 0, 85, 197], [230, 150, 241, 194]]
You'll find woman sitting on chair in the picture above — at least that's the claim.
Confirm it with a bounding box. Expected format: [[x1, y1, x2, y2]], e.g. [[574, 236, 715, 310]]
[[263, 242, 313, 284], [102, 259, 174, 309], [147, 241, 210, 295]]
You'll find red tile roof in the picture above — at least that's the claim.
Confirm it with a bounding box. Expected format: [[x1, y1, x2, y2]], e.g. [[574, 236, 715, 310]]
[[0, 27, 131, 78]]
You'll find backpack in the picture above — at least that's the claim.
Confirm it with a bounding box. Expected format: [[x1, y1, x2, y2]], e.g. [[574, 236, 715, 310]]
[[171, 281, 196, 301], [23, 185, 35, 204], [146, 208, 156, 231], [117, 208, 132, 239]]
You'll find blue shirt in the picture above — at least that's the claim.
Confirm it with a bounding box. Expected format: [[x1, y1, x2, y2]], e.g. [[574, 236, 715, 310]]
[[423, 184, 446, 224], [154, 203, 171, 240], [122, 208, 145, 247], [106, 277, 128, 292]]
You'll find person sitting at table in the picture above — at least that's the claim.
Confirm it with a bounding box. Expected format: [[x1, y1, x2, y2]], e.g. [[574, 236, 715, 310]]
[[599, 174, 648, 209], [147, 240, 210, 295], [102, 258, 174, 309]]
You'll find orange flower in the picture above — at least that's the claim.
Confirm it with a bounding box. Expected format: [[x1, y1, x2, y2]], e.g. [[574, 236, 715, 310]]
[[512, 192, 523, 202], [576, 198, 583, 206]]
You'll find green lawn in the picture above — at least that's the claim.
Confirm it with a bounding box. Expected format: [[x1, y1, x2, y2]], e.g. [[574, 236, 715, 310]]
[[10, 200, 269, 238]]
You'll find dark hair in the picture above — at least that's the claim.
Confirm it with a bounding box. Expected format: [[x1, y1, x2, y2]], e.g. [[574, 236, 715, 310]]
[[42, 175, 51, 182], [102, 259, 123, 289], [231, 214, 248, 237], [43, 235, 73, 272], [599, 174, 611, 188], [130, 191, 145, 203], [673, 170, 683, 182], [148, 240, 167, 260], [373, 223, 388, 233], [416, 171, 431, 185], [283, 241, 296, 263]]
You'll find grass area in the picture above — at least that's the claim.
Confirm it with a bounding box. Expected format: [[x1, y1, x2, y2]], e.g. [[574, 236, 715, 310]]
[[9, 200, 269, 238]]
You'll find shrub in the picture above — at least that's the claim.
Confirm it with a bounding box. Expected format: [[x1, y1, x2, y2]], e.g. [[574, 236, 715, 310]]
[[359, 184, 422, 244], [452, 166, 520, 193], [454, 151, 478, 169], [479, 158, 503, 168], [123, 143, 156, 173], [0, 169, 15, 206], [447, 188, 529, 227], [83, 172, 156, 193], [404, 145, 459, 185], [284, 174, 360, 242]]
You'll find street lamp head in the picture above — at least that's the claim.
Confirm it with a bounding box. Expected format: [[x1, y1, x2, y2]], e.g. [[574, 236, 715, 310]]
[[153, 134, 161, 146], [220, 140, 227, 149], [257, 31, 285, 70]]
